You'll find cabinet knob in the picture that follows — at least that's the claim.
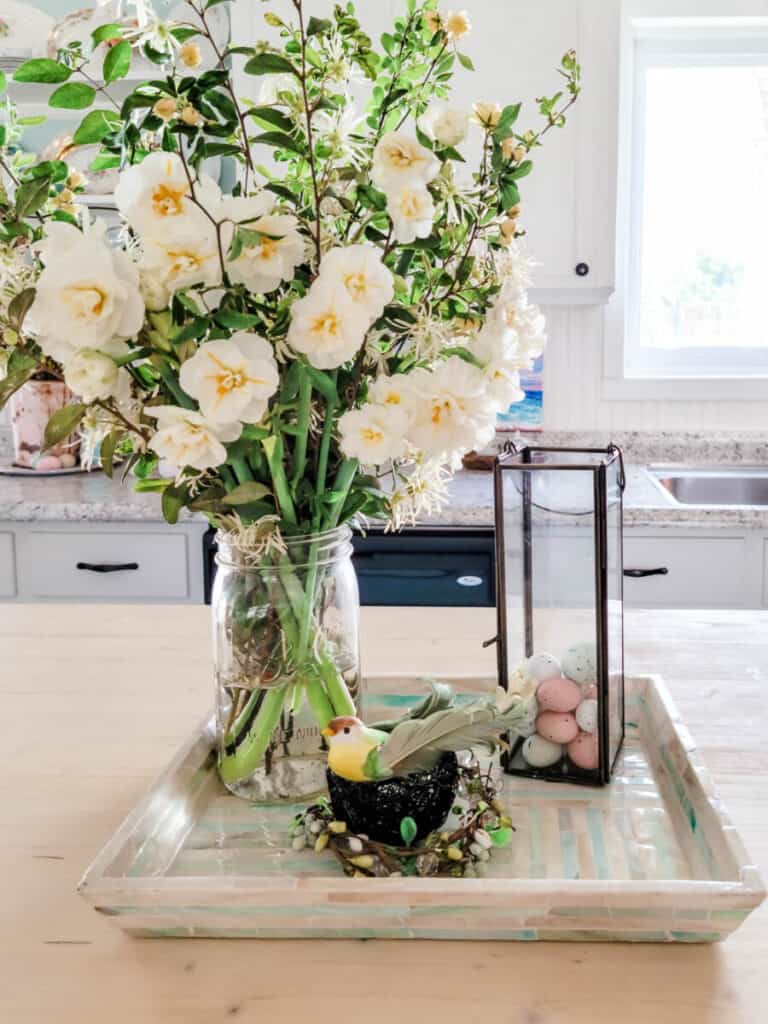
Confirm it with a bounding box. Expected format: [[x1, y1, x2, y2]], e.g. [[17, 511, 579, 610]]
[[575, 262, 590, 277]]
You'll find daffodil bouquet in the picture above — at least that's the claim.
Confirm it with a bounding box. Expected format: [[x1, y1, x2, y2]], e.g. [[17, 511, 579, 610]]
[[0, 0, 579, 798]]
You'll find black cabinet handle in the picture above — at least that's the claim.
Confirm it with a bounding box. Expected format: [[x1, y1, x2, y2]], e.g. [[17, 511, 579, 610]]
[[624, 567, 669, 579], [76, 562, 140, 574], [575, 262, 590, 277]]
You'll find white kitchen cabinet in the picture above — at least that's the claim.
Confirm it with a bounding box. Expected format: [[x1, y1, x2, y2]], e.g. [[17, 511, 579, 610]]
[[231, 0, 620, 305], [0, 532, 16, 598], [5, 522, 207, 604]]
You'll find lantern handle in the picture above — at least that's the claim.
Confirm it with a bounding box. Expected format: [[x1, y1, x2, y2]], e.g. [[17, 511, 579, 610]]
[[608, 443, 626, 492], [501, 439, 520, 456]]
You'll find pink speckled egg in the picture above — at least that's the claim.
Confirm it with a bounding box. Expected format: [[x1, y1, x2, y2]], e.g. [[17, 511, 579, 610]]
[[568, 731, 599, 770], [36, 455, 61, 471], [536, 710, 579, 745], [536, 676, 582, 713]]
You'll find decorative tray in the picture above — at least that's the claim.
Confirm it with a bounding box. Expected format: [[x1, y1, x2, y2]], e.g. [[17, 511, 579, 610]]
[[78, 675, 764, 943]]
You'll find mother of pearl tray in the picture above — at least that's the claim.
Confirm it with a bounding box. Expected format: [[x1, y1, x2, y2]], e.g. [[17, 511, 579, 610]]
[[78, 675, 764, 943]]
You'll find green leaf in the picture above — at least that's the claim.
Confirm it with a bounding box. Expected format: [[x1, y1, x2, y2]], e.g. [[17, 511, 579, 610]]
[[91, 23, 124, 45], [214, 310, 261, 330], [399, 816, 418, 848], [243, 53, 298, 77], [500, 181, 520, 211], [8, 288, 36, 329], [171, 318, 209, 343], [493, 103, 521, 141], [99, 430, 120, 478], [306, 16, 332, 37], [251, 131, 305, 156], [13, 59, 71, 84], [73, 108, 121, 145], [0, 352, 39, 409], [44, 403, 85, 451], [103, 39, 132, 84], [15, 176, 51, 218], [0, 70, 6, 95], [488, 827, 513, 847], [22, 159, 68, 183], [16, 115, 46, 126], [245, 105, 294, 133], [49, 82, 97, 110], [510, 159, 533, 180], [223, 481, 272, 506], [305, 366, 338, 405], [457, 52, 474, 71], [161, 484, 186, 525]]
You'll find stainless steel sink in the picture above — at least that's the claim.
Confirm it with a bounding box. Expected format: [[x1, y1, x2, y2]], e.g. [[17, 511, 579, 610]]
[[648, 465, 768, 506]]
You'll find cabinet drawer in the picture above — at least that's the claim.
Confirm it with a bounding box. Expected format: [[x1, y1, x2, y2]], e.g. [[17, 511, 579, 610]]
[[623, 535, 748, 608], [0, 532, 16, 597], [17, 530, 190, 600]]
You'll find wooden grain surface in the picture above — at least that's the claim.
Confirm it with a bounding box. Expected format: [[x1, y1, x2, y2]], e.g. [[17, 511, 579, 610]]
[[1, 605, 766, 1024]]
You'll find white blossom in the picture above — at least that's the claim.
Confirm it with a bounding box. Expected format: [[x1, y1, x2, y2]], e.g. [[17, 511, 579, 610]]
[[221, 195, 306, 295], [286, 278, 370, 369], [140, 232, 223, 294], [371, 132, 440, 192], [146, 406, 241, 472], [318, 245, 394, 322], [178, 333, 279, 425], [63, 349, 124, 404], [338, 403, 409, 465], [387, 182, 436, 244], [406, 357, 497, 459], [417, 102, 469, 149]]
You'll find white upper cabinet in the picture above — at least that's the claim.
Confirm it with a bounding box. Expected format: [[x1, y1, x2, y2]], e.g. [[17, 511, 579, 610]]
[[449, 0, 620, 304]]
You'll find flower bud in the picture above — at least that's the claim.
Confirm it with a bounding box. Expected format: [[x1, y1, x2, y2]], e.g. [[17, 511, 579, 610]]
[[291, 835, 306, 851], [424, 11, 442, 34], [473, 102, 502, 129], [67, 169, 86, 190], [153, 97, 178, 122], [264, 12, 282, 27], [328, 821, 347, 834], [506, 204, 521, 219], [314, 833, 329, 853], [444, 10, 472, 40], [446, 846, 463, 862], [500, 218, 518, 245], [179, 41, 202, 69], [181, 105, 202, 127], [348, 855, 374, 869]]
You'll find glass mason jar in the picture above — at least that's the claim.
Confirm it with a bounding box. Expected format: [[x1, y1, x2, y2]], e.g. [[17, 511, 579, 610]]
[[212, 526, 362, 803]]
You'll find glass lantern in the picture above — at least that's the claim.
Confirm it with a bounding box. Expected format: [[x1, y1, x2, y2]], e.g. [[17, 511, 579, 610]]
[[494, 445, 626, 785]]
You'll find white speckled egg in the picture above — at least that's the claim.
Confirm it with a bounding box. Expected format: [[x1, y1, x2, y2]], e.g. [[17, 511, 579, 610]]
[[525, 652, 562, 683], [522, 734, 563, 769], [562, 642, 597, 685], [575, 698, 598, 734]]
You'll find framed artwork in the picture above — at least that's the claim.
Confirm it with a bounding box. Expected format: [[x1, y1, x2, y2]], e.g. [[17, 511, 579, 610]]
[[497, 355, 543, 431]]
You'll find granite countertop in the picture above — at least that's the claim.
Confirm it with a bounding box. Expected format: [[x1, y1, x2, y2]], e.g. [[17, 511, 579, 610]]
[[2, 460, 768, 529]]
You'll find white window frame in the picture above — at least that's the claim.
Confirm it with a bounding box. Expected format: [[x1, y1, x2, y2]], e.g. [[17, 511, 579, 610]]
[[604, 4, 768, 400]]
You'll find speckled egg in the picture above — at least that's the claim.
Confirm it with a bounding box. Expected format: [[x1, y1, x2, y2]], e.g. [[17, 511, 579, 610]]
[[525, 652, 562, 683], [59, 453, 77, 469], [36, 455, 61, 471], [568, 731, 599, 771], [562, 642, 597, 686], [575, 698, 598, 734], [536, 676, 582, 713], [536, 710, 579, 745], [582, 684, 598, 700], [522, 734, 563, 769]]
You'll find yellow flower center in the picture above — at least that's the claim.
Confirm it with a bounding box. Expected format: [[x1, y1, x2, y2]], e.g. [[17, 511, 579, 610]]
[[388, 144, 416, 169], [383, 392, 401, 405], [310, 312, 341, 340], [167, 249, 206, 279], [361, 428, 384, 444], [204, 351, 267, 404], [344, 272, 368, 302], [399, 191, 422, 218], [431, 400, 451, 425], [63, 284, 107, 321], [152, 184, 187, 218]]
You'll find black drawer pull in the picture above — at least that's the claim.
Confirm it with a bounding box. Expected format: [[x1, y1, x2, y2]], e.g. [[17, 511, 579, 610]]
[[624, 567, 668, 579], [76, 561, 140, 574]]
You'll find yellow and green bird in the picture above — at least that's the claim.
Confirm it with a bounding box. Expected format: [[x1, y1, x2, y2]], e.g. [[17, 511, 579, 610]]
[[322, 717, 390, 783]]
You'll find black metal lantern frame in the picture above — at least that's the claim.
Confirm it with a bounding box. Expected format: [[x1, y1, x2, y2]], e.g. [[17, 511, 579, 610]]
[[494, 445, 627, 786]]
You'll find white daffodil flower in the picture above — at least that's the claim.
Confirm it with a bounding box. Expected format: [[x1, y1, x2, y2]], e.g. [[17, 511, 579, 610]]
[[146, 406, 241, 472], [417, 102, 469, 149], [473, 324, 526, 408], [371, 131, 440, 192], [338, 403, 409, 465], [407, 356, 497, 458], [28, 222, 144, 363], [387, 183, 436, 244], [63, 349, 124, 404], [318, 245, 394, 322], [179, 333, 279, 426], [487, 285, 547, 365], [368, 373, 417, 412], [140, 231, 223, 294], [221, 195, 306, 296], [114, 152, 221, 243], [286, 278, 370, 369]]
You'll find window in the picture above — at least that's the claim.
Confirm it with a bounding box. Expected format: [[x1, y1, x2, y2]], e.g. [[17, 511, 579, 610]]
[[626, 28, 768, 379]]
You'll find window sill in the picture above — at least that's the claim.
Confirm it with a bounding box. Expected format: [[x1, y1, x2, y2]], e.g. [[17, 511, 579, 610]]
[[602, 374, 768, 401]]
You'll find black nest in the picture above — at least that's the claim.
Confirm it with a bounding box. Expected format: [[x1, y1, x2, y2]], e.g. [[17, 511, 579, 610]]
[[326, 753, 460, 846]]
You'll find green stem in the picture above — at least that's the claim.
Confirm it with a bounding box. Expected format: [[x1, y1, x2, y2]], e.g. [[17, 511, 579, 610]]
[[230, 455, 254, 485], [317, 654, 356, 718], [323, 458, 359, 530], [263, 434, 297, 526], [291, 367, 312, 493], [218, 687, 287, 785], [155, 360, 196, 410], [220, 465, 238, 492]]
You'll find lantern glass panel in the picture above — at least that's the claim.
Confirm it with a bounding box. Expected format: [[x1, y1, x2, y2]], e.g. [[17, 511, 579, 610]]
[[495, 448, 625, 785]]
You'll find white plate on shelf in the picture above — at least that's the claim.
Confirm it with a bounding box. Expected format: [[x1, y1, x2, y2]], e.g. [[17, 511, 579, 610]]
[[0, 460, 102, 478], [0, 2, 54, 60]]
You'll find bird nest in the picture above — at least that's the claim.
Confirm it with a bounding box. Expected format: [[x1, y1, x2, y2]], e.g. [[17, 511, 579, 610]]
[[290, 760, 514, 878]]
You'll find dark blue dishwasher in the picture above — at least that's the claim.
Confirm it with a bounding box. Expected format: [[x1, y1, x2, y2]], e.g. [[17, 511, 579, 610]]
[[204, 529, 496, 608]]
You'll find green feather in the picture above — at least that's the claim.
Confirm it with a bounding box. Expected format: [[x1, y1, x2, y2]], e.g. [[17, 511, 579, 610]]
[[362, 744, 390, 781]]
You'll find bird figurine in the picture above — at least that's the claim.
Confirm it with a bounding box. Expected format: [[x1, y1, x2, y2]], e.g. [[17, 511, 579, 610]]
[[323, 686, 534, 783]]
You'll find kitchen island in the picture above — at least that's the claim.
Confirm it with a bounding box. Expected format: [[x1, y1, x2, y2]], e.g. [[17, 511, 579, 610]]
[[1, 605, 766, 1024]]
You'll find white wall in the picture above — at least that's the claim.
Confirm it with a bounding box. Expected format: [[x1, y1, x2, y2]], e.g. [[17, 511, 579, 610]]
[[542, 305, 768, 431]]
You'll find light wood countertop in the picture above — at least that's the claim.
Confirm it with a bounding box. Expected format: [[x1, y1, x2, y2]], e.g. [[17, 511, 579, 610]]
[[1, 605, 766, 1024]]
